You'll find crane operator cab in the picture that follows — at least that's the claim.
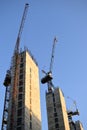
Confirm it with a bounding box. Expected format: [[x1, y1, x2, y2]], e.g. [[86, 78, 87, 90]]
[[3, 70, 11, 87], [41, 72, 53, 84]]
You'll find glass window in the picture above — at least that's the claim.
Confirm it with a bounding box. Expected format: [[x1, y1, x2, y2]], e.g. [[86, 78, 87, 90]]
[[55, 118, 58, 122], [52, 93, 54, 97], [18, 94, 23, 100], [53, 97, 55, 102], [20, 69, 23, 74], [19, 87, 23, 92], [19, 81, 23, 86], [17, 109, 22, 116], [30, 122, 32, 129], [54, 112, 57, 117], [30, 113, 32, 121], [54, 103, 56, 107], [19, 74, 23, 80], [55, 123, 59, 128], [18, 101, 22, 108], [17, 117, 22, 126], [17, 127, 22, 130], [54, 108, 56, 112], [21, 57, 23, 62], [20, 63, 24, 68]]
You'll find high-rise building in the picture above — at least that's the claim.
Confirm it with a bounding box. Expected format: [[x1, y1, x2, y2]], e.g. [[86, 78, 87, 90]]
[[2, 49, 41, 130], [46, 87, 70, 130]]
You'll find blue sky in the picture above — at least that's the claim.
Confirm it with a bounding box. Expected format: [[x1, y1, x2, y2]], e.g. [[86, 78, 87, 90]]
[[0, 0, 87, 129]]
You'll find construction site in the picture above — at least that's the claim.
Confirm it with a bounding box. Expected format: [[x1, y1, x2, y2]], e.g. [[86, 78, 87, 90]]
[[1, 2, 85, 130]]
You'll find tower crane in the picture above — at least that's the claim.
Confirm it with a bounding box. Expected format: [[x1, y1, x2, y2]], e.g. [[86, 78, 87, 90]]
[[67, 97, 79, 130], [2, 3, 29, 130], [41, 37, 57, 92], [67, 96, 79, 121]]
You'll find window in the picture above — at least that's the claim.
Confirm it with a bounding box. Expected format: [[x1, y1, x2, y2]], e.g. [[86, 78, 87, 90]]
[[30, 113, 32, 120], [17, 127, 22, 130], [18, 94, 23, 100], [18, 101, 22, 108], [54, 103, 56, 107], [20, 69, 23, 74], [19, 81, 23, 86], [55, 118, 58, 123], [54, 108, 56, 112], [55, 123, 59, 128], [53, 97, 55, 102], [54, 112, 57, 117], [17, 117, 22, 126], [30, 122, 32, 129], [20, 63, 24, 68], [52, 93, 54, 97], [19, 74, 23, 80], [19, 87, 23, 93], [21, 57, 23, 62], [17, 109, 22, 116]]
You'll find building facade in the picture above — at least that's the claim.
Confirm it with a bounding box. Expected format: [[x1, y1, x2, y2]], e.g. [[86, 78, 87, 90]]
[[46, 87, 70, 130], [7, 50, 41, 130]]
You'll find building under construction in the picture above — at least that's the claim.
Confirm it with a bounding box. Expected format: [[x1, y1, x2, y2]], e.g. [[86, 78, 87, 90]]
[[41, 37, 84, 130], [46, 87, 70, 130], [1, 3, 41, 130], [46, 87, 84, 130]]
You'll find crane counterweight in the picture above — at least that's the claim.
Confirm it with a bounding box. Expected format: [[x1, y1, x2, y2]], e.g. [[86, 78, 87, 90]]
[[3, 70, 11, 87], [41, 72, 53, 84]]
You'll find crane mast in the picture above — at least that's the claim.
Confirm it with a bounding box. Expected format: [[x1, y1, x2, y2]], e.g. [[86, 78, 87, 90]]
[[41, 37, 57, 92], [2, 3, 29, 130]]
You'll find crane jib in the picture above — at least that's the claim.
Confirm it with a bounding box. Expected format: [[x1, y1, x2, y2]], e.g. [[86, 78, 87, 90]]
[[14, 3, 29, 54]]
